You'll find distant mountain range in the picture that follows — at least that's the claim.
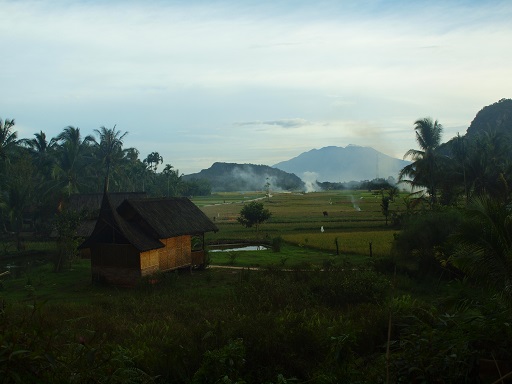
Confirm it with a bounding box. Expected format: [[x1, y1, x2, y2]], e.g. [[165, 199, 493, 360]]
[[183, 146, 408, 192], [272, 145, 409, 183], [184, 99, 512, 192]]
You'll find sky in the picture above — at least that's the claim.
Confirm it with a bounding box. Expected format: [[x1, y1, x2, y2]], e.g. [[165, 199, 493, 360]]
[[1, 0, 511, 175]]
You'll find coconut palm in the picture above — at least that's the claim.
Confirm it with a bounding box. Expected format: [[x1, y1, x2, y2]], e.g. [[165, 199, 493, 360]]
[[399, 118, 444, 208], [52, 126, 94, 196], [93, 125, 128, 191], [21, 131, 58, 180], [0, 118, 17, 165]]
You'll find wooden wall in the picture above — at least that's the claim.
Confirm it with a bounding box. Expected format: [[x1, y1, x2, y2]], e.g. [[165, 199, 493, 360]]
[[158, 235, 192, 271], [90, 235, 196, 286], [90, 244, 141, 286]]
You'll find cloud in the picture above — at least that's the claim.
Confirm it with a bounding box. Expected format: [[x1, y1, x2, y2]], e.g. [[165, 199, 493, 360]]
[[234, 118, 311, 129], [1, 0, 511, 176]]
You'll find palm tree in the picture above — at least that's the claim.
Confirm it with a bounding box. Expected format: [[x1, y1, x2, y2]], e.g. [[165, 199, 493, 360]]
[[162, 164, 183, 197], [144, 152, 163, 172], [21, 131, 57, 179], [0, 118, 17, 165], [93, 125, 128, 191], [52, 126, 94, 196], [399, 118, 444, 208]]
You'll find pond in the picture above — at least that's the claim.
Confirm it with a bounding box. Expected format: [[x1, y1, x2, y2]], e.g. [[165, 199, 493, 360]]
[[209, 244, 269, 252]]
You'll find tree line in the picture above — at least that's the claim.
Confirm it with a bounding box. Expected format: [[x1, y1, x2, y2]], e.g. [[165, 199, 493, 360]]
[[396, 114, 512, 300], [0, 119, 211, 239]]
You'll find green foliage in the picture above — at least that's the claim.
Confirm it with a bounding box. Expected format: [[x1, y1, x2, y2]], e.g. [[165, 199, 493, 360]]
[[53, 209, 85, 272], [237, 201, 272, 232], [448, 196, 512, 299], [227, 251, 240, 265], [193, 338, 246, 384], [0, 302, 155, 383], [392, 208, 464, 276], [271, 236, 282, 252], [381, 196, 390, 225]]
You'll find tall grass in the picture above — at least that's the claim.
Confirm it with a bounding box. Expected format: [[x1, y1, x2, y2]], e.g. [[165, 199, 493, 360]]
[[281, 230, 397, 257]]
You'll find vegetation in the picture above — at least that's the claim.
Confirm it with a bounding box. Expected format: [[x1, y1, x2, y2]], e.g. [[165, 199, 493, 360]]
[[237, 201, 272, 232], [1, 99, 512, 382], [0, 120, 215, 243]]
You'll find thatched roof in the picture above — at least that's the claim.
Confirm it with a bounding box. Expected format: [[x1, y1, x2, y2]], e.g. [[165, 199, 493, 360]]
[[118, 197, 219, 238], [68, 192, 147, 217], [79, 194, 218, 252]]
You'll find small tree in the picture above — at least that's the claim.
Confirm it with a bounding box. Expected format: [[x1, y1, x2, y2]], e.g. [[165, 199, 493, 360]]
[[53, 209, 84, 272], [381, 196, 390, 226], [237, 201, 271, 232]]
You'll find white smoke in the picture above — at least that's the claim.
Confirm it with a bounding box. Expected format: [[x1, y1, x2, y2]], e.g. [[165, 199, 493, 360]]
[[350, 195, 361, 211], [301, 171, 322, 193], [230, 167, 282, 192]]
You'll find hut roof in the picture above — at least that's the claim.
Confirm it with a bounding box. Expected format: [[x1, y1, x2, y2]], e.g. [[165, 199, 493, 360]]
[[79, 193, 164, 252], [68, 192, 147, 217], [79, 195, 218, 252], [117, 197, 219, 238]]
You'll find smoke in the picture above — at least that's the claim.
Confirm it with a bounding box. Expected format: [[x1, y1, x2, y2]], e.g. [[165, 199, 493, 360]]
[[350, 195, 361, 211], [230, 167, 282, 192], [301, 171, 322, 193]]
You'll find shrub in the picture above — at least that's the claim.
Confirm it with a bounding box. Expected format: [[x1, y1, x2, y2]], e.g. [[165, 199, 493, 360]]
[[392, 208, 463, 277]]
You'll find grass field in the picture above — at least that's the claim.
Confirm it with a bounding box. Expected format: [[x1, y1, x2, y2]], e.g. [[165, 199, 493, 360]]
[[199, 190, 401, 259]]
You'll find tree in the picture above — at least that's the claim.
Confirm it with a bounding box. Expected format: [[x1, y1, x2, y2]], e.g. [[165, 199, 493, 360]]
[[448, 195, 512, 298], [144, 152, 163, 172], [162, 164, 183, 197], [381, 196, 390, 226], [399, 118, 444, 208], [52, 126, 94, 196], [237, 201, 271, 232], [0, 118, 17, 167], [93, 125, 128, 191]]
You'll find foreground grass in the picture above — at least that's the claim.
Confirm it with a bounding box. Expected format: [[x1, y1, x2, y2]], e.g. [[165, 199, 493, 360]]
[[208, 242, 372, 268], [2, 191, 511, 382], [1, 259, 392, 383], [2, 258, 510, 383]]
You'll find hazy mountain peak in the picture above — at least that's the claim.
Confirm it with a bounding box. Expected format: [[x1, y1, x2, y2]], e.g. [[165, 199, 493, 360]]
[[273, 146, 409, 183]]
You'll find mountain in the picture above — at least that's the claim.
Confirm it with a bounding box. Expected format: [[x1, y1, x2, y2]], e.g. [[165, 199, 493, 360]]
[[466, 98, 512, 138], [439, 98, 512, 158], [182, 162, 305, 192], [272, 145, 409, 183]]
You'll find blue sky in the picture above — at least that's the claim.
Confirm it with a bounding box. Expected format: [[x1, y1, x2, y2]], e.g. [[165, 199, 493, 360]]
[[1, 0, 511, 174]]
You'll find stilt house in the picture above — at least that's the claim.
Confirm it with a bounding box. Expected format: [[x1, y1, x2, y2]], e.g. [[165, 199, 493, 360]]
[[78, 193, 218, 286]]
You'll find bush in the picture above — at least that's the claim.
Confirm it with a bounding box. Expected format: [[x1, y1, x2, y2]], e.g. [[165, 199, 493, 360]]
[[392, 208, 464, 277], [271, 236, 282, 252]]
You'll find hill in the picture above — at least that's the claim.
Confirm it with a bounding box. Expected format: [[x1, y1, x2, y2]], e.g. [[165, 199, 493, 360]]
[[272, 145, 409, 183], [466, 98, 512, 138], [182, 162, 305, 192], [439, 98, 512, 158]]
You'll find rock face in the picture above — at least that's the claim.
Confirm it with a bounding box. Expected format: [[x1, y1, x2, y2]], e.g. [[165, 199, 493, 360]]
[[272, 145, 409, 183], [182, 162, 305, 192], [466, 98, 512, 138]]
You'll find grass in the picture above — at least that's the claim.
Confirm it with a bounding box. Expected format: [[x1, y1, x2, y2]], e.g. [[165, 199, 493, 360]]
[[3, 190, 506, 383], [208, 242, 372, 268]]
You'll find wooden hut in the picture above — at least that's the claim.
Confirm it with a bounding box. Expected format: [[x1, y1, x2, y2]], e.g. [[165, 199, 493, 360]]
[[79, 193, 218, 286]]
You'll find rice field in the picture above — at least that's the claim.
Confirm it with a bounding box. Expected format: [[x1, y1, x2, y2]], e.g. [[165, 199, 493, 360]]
[[196, 189, 403, 257]]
